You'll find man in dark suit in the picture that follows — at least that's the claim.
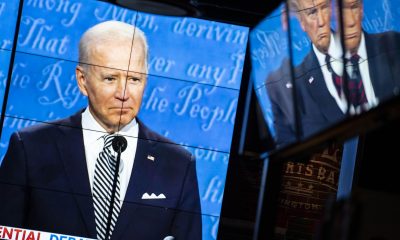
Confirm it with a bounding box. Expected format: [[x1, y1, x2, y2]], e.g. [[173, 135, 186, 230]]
[[340, 0, 400, 108], [0, 20, 202, 240], [268, 0, 338, 144], [265, 58, 297, 147], [295, 0, 400, 138]]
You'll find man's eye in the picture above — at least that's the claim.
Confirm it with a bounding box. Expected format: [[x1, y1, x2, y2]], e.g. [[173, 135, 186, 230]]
[[308, 9, 317, 16], [351, 3, 359, 10], [129, 77, 141, 83], [104, 77, 115, 82]]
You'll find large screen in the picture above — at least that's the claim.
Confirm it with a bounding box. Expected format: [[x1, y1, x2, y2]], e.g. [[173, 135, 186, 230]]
[[251, 0, 400, 149], [0, 1, 248, 239]]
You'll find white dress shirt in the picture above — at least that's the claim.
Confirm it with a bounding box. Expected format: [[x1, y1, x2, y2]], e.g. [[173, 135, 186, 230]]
[[81, 107, 138, 203], [313, 33, 348, 113], [313, 33, 378, 114], [344, 33, 379, 114]]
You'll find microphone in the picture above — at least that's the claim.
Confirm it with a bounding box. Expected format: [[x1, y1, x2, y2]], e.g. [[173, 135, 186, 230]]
[[105, 135, 127, 240], [112, 135, 128, 153]]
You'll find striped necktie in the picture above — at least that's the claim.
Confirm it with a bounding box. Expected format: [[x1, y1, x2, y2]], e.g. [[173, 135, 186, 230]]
[[92, 134, 122, 240], [348, 54, 368, 108], [325, 54, 343, 97]]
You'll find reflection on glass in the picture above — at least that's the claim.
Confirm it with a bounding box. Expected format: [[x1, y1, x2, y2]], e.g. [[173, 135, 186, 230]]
[[288, 0, 342, 140], [338, 0, 400, 115], [274, 144, 343, 239], [273, 1, 343, 239], [250, 4, 292, 148], [251, 0, 400, 238], [293, 0, 400, 140], [253, 0, 400, 148]]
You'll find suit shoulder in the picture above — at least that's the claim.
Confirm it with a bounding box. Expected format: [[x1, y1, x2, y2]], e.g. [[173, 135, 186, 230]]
[[15, 115, 77, 139], [266, 58, 291, 85], [366, 31, 400, 67], [370, 31, 400, 40], [294, 50, 318, 81], [368, 31, 400, 49]]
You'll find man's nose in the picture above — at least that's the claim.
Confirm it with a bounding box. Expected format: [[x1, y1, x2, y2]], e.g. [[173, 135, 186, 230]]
[[344, 10, 356, 27], [115, 79, 129, 101], [317, 9, 326, 26]]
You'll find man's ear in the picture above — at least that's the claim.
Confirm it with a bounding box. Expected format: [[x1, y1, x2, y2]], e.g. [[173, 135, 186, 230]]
[[76, 65, 88, 96]]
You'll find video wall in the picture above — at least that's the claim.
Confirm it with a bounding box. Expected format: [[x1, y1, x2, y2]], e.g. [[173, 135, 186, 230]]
[[251, 0, 400, 149], [0, 0, 248, 239]]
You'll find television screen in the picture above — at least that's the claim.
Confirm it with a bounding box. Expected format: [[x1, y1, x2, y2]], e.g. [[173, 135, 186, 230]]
[[250, 4, 293, 148], [0, 1, 249, 240], [250, 0, 400, 238], [250, 0, 400, 150]]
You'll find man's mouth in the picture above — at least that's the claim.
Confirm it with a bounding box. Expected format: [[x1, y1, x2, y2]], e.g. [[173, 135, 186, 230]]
[[110, 107, 132, 113], [345, 33, 358, 39], [318, 32, 329, 40]]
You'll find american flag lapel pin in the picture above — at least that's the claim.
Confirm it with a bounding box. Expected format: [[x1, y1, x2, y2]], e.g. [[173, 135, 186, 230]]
[[147, 155, 155, 161]]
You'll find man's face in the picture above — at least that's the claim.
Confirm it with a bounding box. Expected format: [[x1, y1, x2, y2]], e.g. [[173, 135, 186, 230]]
[[298, 0, 332, 53], [342, 0, 363, 54], [76, 40, 147, 133]]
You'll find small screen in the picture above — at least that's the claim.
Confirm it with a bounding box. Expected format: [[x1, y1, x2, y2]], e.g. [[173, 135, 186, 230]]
[[251, 0, 400, 150]]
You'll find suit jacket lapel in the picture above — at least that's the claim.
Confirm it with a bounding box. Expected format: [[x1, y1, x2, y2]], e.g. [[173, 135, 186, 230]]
[[56, 112, 97, 238], [301, 51, 344, 122], [112, 119, 158, 239]]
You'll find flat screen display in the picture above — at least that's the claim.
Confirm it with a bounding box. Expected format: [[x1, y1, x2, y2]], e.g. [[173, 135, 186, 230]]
[[250, 1, 400, 238], [0, 1, 249, 239], [251, 0, 400, 149]]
